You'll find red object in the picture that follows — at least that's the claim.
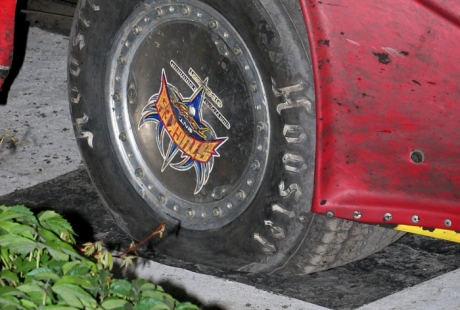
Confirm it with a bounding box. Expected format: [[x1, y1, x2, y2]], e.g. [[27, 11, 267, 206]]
[[0, 0, 17, 90], [300, 0, 460, 230]]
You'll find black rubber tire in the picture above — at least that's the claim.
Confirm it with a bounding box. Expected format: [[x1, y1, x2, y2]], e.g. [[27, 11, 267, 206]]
[[68, 0, 403, 274]]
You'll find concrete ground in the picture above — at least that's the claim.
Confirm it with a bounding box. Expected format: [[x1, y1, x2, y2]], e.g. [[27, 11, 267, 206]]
[[1, 26, 459, 310], [0, 27, 81, 195]]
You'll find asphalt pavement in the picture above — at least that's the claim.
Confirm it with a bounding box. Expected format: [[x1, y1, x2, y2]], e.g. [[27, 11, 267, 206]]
[[1, 26, 460, 310]]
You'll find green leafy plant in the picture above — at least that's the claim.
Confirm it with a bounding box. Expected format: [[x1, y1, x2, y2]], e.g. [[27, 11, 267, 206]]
[[0, 205, 200, 310]]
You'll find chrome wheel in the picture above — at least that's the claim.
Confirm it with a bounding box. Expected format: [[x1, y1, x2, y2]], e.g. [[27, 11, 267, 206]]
[[107, 0, 270, 230]]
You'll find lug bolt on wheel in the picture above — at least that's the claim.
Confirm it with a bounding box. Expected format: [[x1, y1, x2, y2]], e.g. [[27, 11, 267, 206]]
[[135, 168, 144, 178], [251, 160, 260, 171], [212, 208, 221, 217], [186, 208, 195, 218], [236, 190, 246, 201], [119, 132, 127, 142], [209, 19, 218, 29], [181, 5, 190, 15], [132, 25, 142, 35]]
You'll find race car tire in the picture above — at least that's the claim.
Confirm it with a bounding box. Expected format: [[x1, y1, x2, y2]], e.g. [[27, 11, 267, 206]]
[[68, 0, 403, 274]]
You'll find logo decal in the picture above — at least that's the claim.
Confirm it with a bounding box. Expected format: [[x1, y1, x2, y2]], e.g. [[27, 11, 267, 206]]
[[139, 66, 228, 194]]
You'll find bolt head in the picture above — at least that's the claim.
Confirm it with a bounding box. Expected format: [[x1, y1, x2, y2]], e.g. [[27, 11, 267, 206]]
[[132, 25, 142, 35], [383, 213, 393, 221], [117, 56, 126, 65], [128, 84, 137, 97], [211, 187, 224, 200], [135, 168, 143, 178], [118, 132, 127, 142], [212, 208, 221, 217], [236, 190, 246, 201], [256, 122, 265, 132], [181, 5, 190, 15], [128, 84, 137, 104], [209, 19, 218, 29], [186, 208, 195, 218], [112, 93, 121, 102], [353, 211, 362, 219], [251, 160, 260, 171], [326, 211, 334, 218], [233, 45, 242, 56], [155, 8, 163, 17]]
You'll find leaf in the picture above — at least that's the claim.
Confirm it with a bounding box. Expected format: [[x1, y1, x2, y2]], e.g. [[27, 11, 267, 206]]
[[138, 281, 160, 292], [47, 259, 67, 274], [135, 280, 174, 304], [0, 286, 23, 297], [38, 211, 76, 239], [0, 221, 21, 234], [140, 290, 175, 303], [60, 230, 76, 245], [38, 228, 60, 243], [101, 297, 130, 309], [42, 306, 80, 310], [93, 248, 113, 271], [14, 259, 36, 274], [37, 241, 69, 261], [39, 250, 52, 266], [17, 283, 46, 305], [20, 298, 38, 309], [62, 261, 91, 276], [139, 285, 176, 309], [0, 206, 35, 222], [120, 255, 137, 271], [9, 224, 35, 239], [52, 283, 97, 308], [0, 218, 36, 239], [96, 269, 113, 292], [0, 234, 37, 256], [58, 275, 93, 290], [110, 279, 135, 299], [58, 242, 81, 258], [0, 270, 19, 285], [0, 296, 25, 310], [82, 242, 95, 256], [175, 302, 201, 310], [16, 283, 42, 294], [133, 297, 170, 310], [27, 267, 60, 282]]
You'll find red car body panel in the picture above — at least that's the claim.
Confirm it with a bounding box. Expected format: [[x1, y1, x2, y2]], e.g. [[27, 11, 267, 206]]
[[0, 0, 16, 90], [300, 0, 460, 230]]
